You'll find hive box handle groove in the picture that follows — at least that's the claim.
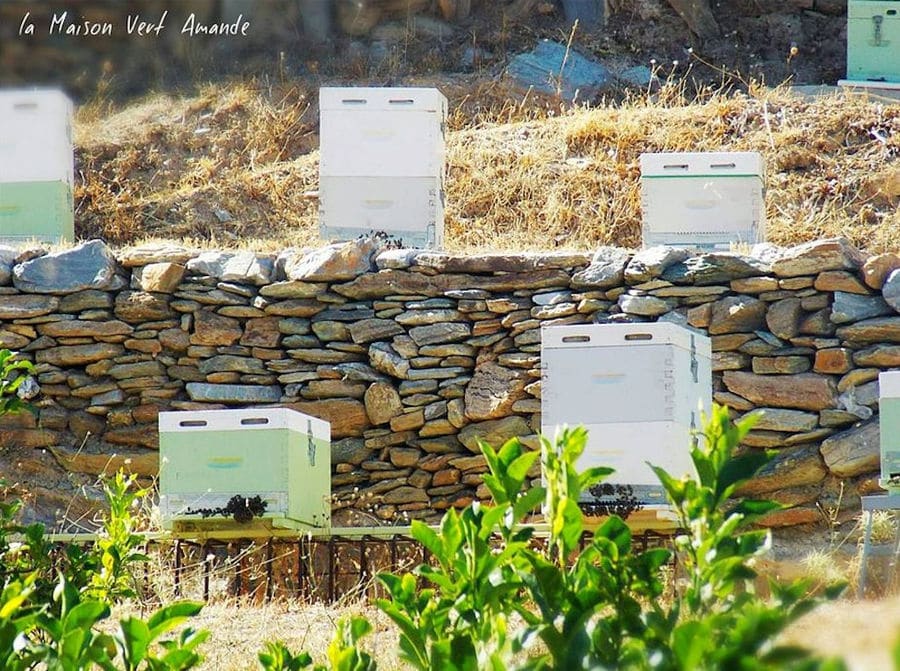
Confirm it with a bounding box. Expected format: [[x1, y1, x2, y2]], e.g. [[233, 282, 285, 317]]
[[179, 420, 207, 427], [625, 333, 654, 341], [241, 417, 269, 425], [561, 335, 591, 343]]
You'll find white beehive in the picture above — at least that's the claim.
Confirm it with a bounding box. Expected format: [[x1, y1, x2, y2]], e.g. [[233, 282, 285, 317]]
[[159, 408, 331, 533], [879, 371, 900, 493], [318, 87, 447, 249], [541, 322, 712, 507], [640, 152, 765, 250], [0, 89, 74, 244]]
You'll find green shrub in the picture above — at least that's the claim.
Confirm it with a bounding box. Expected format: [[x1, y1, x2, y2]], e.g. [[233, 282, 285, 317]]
[[280, 404, 847, 670]]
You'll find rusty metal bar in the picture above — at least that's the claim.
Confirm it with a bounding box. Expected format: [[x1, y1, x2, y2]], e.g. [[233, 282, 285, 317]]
[[327, 537, 335, 603], [265, 538, 274, 603], [173, 539, 183, 598]]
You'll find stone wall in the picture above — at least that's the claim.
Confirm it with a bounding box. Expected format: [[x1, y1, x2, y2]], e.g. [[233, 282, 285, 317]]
[[2, 237, 898, 529]]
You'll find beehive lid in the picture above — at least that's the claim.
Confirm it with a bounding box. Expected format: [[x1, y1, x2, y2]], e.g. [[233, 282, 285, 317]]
[[159, 407, 330, 439], [640, 152, 765, 179], [319, 87, 447, 113], [542, 322, 711, 356]]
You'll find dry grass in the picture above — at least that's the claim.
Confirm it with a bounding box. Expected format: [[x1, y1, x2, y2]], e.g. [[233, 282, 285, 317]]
[[104, 593, 900, 671], [73, 74, 900, 254]]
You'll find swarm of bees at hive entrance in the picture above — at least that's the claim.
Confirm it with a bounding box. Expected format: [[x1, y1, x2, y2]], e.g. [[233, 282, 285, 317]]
[[582, 484, 644, 520], [185, 495, 268, 524], [359, 230, 405, 249]]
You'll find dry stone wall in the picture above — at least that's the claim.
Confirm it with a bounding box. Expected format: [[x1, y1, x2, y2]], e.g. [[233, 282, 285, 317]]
[[2, 236, 898, 529]]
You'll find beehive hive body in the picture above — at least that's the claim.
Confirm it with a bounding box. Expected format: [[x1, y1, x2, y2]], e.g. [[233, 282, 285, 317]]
[[541, 322, 712, 506]]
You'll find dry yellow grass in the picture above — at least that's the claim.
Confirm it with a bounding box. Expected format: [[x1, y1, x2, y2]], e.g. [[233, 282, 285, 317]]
[[73, 76, 900, 254], [106, 593, 900, 670]]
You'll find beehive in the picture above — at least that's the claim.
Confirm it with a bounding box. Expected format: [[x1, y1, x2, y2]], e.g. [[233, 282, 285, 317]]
[[0, 89, 74, 244], [640, 152, 765, 250], [159, 408, 331, 532], [318, 87, 446, 249], [541, 322, 712, 507], [879, 371, 900, 493]]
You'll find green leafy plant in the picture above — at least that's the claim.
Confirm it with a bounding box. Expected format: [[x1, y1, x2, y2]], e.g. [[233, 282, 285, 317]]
[[367, 406, 849, 670], [259, 616, 375, 671], [642, 404, 848, 670], [0, 349, 36, 418], [86, 471, 151, 603]]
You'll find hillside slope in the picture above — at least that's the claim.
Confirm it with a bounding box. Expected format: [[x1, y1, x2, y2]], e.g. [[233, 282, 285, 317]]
[[74, 78, 900, 254]]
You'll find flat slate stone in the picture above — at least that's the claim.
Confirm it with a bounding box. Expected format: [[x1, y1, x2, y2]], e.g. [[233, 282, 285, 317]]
[[813, 270, 869, 294], [118, 243, 198, 268], [708, 295, 767, 335], [198, 355, 266, 375], [264, 299, 326, 318], [285, 237, 380, 281], [820, 419, 880, 477], [618, 294, 672, 316], [259, 281, 327, 299], [830, 292, 892, 324], [570, 247, 631, 289], [409, 322, 472, 346], [350, 319, 404, 344], [37, 319, 132, 338], [186, 251, 274, 286], [13, 240, 121, 294], [191, 310, 242, 346], [286, 398, 371, 438], [114, 291, 175, 323], [770, 237, 865, 277], [745, 408, 819, 433], [185, 383, 282, 403], [835, 316, 900, 343], [132, 263, 185, 293], [853, 344, 900, 367], [623, 246, 690, 284], [335, 269, 572, 299], [735, 444, 829, 496], [751, 356, 811, 374], [661, 253, 769, 286], [395, 309, 465, 326], [412, 251, 591, 274], [723, 371, 837, 411], [36, 343, 126, 367], [58, 289, 113, 313], [0, 294, 59, 319]]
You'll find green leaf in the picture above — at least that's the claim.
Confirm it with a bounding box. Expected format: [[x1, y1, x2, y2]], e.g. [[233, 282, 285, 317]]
[[147, 601, 203, 640], [577, 466, 614, 492], [716, 451, 774, 500], [64, 601, 109, 632], [671, 621, 710, 668], [118, 616, 151, 670]]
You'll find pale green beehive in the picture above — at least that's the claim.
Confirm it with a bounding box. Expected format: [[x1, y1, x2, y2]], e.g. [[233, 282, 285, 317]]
[[847, 1, 900, 83], [880, 371, 900, 494], [0, 89, 74, 244], [159, 408, 331, 533]]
